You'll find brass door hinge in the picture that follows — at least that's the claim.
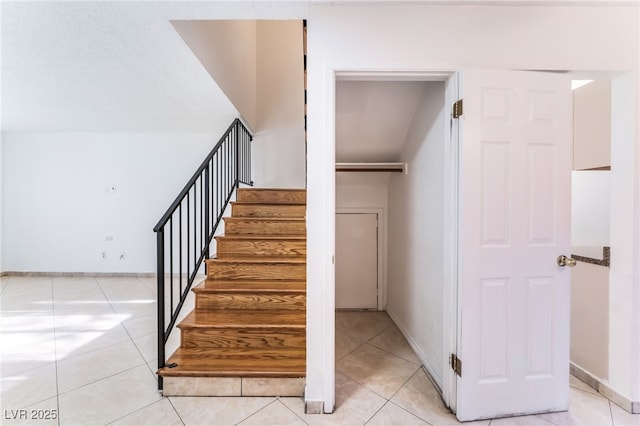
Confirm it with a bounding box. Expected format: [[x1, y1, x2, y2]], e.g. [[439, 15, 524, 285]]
[[450, 353, 462, 377], [452, 99, 463, 119]]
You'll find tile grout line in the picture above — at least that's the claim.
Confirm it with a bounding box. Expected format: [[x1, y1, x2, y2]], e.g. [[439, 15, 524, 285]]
[[50, 276, 62, 426], [166, 397, 187, 426], [275, 397, 312, 426], [232, 397, 278, 425]]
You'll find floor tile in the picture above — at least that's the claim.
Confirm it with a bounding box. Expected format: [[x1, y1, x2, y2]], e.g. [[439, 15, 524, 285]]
[[335, 311, 393, 361], [169, 396, 275, 426], [56, 339, 146, 393], [238, 399, 307, 426], [58, 364, 161, 426], [53, 312, 131, 333], [611, 403, 640, 426], [122, 314, 156, 338], [336, 311, 393, 346], [108, 398, 183, 426], [491, 414, 557, 425], [54, 325, 131, 360], [569, 374, 600, 397], [130, 332, 158, 363], [536, 387, 613, 426], [368, 326, 422, 365], [336, 343, 420, 399], [0, 313, 57, 377], [0, 363, 58, 409], [281, 373, 387, 426], [391, 369, 489, 426], [366, 401, 430, 425]]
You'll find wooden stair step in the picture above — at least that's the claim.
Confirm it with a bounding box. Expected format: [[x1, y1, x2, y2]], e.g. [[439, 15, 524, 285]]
[[196, 279, 306, 293], [231, 202, 306, 218], [236, 188, 306, 205], [195, 291, 305, 311], [216, 235, 306, 257], [178, 309, 306, 328], [159, 347, 305, 378], [224, 217, 306, 235], [178, 309, 306, 349], [208, 256, 306, 264], [206, 257, 306, 281], [194, 280, 305, 310]]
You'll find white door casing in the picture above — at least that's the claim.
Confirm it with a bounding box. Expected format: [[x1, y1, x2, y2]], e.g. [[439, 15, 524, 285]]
[[455, 69, 572, 421], [335, 212, 378, 309]]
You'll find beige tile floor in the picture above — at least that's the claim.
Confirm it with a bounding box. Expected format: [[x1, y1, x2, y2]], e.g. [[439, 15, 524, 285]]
[[1, 275, 639, 426]]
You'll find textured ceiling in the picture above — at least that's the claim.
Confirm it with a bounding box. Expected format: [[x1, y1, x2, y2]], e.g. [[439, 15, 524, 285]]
[[0, 1, 307, 133], [2, 0, 625, 133]]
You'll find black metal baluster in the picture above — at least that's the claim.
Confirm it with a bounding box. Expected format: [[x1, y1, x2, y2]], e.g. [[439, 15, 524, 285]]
[[156, 229, 165, 390]]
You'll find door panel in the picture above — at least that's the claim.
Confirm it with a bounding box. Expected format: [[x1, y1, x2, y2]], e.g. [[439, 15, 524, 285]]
[[455, 69, 572, 421], [335, 213, 378, 309]]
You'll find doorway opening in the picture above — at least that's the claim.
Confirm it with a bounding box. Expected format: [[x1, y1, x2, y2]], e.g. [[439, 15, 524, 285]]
[[334, 77, 450, 399]]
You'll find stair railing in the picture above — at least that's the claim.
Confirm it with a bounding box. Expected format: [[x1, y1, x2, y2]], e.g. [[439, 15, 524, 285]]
[[153, 118, 252, 390]]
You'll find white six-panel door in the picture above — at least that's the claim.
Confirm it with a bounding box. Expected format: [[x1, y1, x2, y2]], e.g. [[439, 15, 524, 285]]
[[455, 69, 572, 421]]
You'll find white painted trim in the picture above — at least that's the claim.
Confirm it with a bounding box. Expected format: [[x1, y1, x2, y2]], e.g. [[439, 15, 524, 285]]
[[328, 69, 459, 409], [336, 208, 387, 311], [442, 72, 460, 411]]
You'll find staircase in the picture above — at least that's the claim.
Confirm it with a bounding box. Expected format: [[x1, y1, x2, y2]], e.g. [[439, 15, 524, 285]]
[[158, 188, 307, 397]]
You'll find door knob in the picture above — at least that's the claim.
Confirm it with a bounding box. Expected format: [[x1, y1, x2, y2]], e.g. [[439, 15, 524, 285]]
[[557, 255, 577, 267]]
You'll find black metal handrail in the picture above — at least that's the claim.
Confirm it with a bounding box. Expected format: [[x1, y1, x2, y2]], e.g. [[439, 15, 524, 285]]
[[154, 118, 252, 390]]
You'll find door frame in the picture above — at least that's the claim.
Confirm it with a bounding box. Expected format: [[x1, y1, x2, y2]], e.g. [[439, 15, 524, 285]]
[[332, 69, 459, 410], [336, 208, 386, 311]]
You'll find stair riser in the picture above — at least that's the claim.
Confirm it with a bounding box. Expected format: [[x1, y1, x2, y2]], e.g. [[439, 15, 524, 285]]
[[180, 328, 306, 349], [237, 189, 306, 205], [224, 220, 305, 235], [232, 204, 306, 218], [196, 293, 306, 311], [207, 263, 306, 280], [217, 239, 306, 257]]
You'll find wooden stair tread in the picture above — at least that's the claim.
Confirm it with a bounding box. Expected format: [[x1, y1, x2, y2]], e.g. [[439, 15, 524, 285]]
[[207, 256, 306, 264], [236, 188, 306, 205], [195, 280, 306, 293], [159, 348, 305, 378], [224, 217, 305, 223], [178, 309, 306, 328], [232, 201, 305, 207], [216, 234, 306, 240]]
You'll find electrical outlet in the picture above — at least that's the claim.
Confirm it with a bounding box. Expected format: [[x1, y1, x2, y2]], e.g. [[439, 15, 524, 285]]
[[101, 252, 107, 259]]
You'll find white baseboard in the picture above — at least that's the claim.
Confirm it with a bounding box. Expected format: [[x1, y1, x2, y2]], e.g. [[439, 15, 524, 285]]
[[570, 362, 640, 414]]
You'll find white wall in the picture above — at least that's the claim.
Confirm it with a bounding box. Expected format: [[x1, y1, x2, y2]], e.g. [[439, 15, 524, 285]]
[[172, 20, 258, 130], [608, 73, 638, 403], [387, 82, 446, 384], [571, 262, 609, 380], [252, 21, 306, 188], [2, 132, 225, 273], [173, 20, 305, 189], [573, 80, 611, 170], [306, 3, 639, 412], [572, 171, 611, 247]]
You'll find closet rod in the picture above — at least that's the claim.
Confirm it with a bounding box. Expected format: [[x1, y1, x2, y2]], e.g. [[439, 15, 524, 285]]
[[335, 162, 405, 173]]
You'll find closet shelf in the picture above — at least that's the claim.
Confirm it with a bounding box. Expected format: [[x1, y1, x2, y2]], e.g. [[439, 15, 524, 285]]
[[335, 162, 405, 173]]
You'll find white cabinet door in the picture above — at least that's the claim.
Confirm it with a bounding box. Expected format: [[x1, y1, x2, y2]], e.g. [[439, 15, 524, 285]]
[[455, 69, 572, 421], [335, 213, 378, 309]]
